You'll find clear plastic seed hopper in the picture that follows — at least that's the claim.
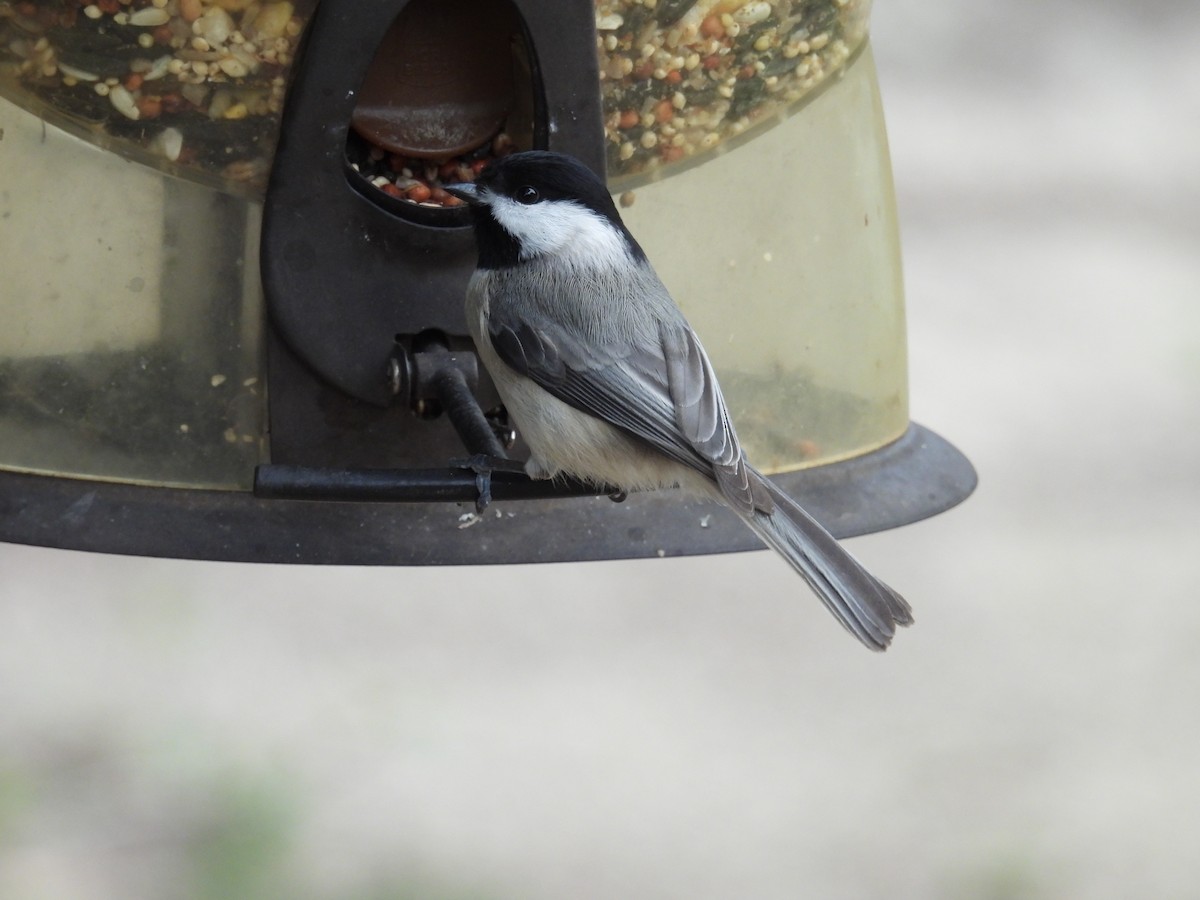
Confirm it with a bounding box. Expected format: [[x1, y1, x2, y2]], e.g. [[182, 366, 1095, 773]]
[[0, 0, 974, 562]]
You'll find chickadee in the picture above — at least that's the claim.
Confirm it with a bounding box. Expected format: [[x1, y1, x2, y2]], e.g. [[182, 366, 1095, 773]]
[[447, 151, 912, 651]]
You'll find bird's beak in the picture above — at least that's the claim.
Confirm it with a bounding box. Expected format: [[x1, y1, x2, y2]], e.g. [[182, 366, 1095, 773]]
[[444, 182, 483, 205]]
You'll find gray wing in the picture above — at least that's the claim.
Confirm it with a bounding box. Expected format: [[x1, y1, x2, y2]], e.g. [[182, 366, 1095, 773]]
[[659, 321, 773, 515], [488, 312, 772, 515]]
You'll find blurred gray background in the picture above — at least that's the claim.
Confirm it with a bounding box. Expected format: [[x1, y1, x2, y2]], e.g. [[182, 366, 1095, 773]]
[[3, 1, 1199, 897]]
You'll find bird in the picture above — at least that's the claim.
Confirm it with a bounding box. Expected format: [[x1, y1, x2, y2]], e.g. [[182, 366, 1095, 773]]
[[446, 150, 912, 651]]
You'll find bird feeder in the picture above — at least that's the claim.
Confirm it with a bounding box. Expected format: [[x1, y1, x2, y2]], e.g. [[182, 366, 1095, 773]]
[[0, 0, 975, 563]]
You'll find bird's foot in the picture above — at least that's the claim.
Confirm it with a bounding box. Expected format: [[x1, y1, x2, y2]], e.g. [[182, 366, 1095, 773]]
[[450, 454, 528, 514]]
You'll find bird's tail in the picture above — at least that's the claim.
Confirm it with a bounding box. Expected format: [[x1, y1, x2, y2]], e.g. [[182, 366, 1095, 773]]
[[738, 472, 913, 651]]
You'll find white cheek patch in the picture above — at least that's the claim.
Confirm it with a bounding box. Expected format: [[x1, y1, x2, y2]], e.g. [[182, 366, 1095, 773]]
[[488, 194, 632, 270]]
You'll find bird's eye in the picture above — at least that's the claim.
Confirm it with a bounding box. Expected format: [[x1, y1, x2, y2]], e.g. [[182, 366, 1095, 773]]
[[515, 185, 540, 205]]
